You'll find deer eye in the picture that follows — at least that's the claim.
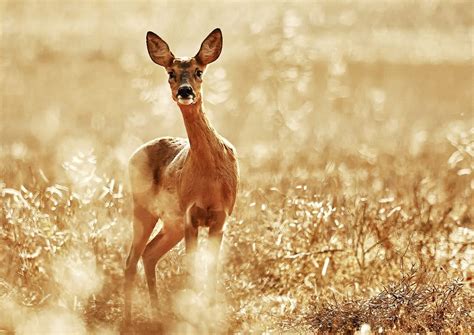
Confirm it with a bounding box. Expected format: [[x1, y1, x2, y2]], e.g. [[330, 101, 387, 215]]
[[168, 71, 176, 79], [196, 69, 203, 78]]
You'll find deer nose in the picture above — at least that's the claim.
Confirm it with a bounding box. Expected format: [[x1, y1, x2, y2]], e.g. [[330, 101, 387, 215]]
[[177, 85, 194, 99]]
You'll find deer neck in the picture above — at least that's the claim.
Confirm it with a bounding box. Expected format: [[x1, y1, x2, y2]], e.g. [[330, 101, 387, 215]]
[[179, 99, 221, 161]]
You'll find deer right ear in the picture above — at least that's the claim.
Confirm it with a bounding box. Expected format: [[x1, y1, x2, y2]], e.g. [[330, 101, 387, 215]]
[[146, 31, 174, 67]]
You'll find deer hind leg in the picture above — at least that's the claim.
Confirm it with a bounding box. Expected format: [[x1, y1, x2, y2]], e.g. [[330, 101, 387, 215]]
[[124, 203, 157, 324], [142, 219, 184, 312]]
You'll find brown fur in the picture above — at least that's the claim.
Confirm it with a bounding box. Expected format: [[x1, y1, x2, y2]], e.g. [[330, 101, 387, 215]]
[[178, 102, 239, 214]]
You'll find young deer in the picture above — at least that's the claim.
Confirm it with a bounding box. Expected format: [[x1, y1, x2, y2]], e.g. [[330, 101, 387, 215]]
[[123, 28, 239, 323]]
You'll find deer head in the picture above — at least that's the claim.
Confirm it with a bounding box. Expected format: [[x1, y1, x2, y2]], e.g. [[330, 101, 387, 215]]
[[146, 28, 223, 106]]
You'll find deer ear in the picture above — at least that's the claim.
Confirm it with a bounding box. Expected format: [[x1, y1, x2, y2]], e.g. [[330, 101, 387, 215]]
[[195, 28, 223, 65], [146, 31, 174, 67]]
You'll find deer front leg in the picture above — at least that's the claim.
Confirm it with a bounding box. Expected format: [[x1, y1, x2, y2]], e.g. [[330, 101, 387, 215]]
[[185, 205, 202, 251], [207, 210, 226, 297], [185, 205, 201, 276]]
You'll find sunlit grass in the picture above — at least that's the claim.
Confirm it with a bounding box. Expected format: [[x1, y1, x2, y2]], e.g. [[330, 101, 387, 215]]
[[4, 142, 472, 333]]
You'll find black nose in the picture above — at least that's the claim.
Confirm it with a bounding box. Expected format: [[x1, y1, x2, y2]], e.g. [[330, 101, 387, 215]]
[[177, 86, 194, 98]]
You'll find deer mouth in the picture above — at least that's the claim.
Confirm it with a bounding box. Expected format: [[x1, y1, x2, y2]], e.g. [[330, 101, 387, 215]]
[[177, 96, 195, 105]]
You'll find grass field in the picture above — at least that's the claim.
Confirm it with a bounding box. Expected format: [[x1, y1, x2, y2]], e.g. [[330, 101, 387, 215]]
[[1, 1, 473, 333]]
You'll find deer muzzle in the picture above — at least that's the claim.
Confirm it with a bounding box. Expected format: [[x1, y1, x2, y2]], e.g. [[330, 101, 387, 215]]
[[177, 85, 195, 105]]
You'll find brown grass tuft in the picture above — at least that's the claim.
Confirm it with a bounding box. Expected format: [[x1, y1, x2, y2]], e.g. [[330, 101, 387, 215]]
[[307, 270, 473, 333]]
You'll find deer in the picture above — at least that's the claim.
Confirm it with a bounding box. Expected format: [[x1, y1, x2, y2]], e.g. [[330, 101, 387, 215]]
[[123, 28, 239, 324]]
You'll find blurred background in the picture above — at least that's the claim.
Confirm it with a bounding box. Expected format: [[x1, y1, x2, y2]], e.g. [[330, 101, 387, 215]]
[[1, 0, 472, 183], [0, 1, 473, 333]]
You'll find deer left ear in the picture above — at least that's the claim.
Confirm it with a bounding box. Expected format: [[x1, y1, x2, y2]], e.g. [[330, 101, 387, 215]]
[[195, 28, 223, 65]]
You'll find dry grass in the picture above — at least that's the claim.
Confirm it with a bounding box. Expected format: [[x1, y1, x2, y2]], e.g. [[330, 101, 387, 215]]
[[1, 143, 472, 333], [308, 271, 471, 333], [1, 1, 473, 334]]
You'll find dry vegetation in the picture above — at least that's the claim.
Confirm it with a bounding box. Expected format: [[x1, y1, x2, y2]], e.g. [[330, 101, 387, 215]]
[[0, 1, 473, 334]]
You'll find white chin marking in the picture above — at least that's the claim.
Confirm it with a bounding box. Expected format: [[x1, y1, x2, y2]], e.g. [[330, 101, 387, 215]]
[[178, 97, 194, 105]]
